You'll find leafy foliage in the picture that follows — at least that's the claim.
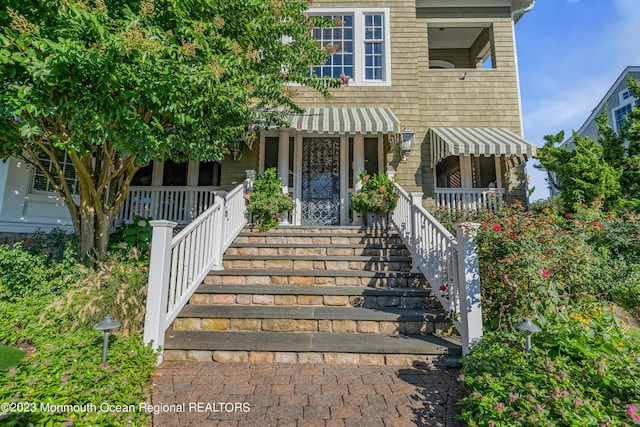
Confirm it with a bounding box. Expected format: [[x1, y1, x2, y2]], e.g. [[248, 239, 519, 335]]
[[0, 0, 339, 257], [435, 204, 640, 426], [0, 245, 156, 426], [245, 167, 294, 231], [0, 242, 79, 301], [536, 76, 640, 212], [351, 170, 398, 214], [109, 216, 152, 254]]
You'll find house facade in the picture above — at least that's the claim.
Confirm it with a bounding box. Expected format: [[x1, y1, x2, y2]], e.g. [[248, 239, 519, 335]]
[[0, 0, 536, 232], [549, 65, 640, 197]]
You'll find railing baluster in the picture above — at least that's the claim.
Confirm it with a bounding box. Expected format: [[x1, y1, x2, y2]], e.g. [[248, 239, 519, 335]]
[[392, 182, 482, 355]]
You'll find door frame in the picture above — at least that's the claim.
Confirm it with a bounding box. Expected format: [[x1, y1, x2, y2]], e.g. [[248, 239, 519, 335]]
[[259, 131, 382, 226]]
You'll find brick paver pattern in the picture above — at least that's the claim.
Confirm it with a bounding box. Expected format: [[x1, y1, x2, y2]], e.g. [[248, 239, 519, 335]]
[[151, 362, 465, 427]]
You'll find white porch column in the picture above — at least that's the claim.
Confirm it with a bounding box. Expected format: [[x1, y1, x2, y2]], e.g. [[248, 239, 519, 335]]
[[352, 134, 365, 225], [278, 130, 290, 193], [277, 130, 291, 224]]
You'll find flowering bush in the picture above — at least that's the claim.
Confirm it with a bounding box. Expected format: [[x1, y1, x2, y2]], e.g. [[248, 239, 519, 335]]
[[245, 168, 294, 231], [434, 203, 640, 426], [351, 170, 398, 214]]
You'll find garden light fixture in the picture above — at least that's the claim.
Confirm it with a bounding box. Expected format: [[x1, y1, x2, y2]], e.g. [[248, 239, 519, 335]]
[[94, 315, 121, 364], [399, 125, 415, 162], [515, 317, 541, 355]]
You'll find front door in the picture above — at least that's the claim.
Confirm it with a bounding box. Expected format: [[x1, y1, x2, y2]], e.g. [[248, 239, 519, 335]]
[[301, 137, 341, 226]]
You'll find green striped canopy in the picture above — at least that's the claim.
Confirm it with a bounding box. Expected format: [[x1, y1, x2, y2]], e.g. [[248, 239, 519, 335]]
[[429, 127, 537, 168], [256, 107, 400, 135]]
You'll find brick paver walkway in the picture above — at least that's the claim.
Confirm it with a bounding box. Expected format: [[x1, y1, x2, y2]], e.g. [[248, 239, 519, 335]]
[[150, 362, 465, 426]]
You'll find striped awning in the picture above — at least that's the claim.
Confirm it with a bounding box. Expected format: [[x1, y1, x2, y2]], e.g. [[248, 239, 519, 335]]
[[430, 127, 537, 168], [257, 107, 400, 135]]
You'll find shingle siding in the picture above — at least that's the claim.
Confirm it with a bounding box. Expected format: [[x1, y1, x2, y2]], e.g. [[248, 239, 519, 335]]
[[256, 1, 526, 200]]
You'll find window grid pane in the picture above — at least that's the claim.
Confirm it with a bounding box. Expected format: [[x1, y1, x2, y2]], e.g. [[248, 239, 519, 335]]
[[312, 14, 354, 79], [364, 14, 384, 81], [616, 104, 633, 130], [32, 152, 79, 195]]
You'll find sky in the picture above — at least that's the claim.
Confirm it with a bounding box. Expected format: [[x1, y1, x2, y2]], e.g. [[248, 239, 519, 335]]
[[514, 0, 640, 201]]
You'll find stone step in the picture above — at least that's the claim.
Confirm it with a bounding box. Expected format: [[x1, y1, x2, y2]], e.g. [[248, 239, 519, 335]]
[[204, 269, 428, 287], [172, 305, 448, 335], [190, 284, 436, 308], [234, 231, 404, 246], [225, 243, 411, 257], [163, 331, 462, 365], [221, 255, 413, 272]]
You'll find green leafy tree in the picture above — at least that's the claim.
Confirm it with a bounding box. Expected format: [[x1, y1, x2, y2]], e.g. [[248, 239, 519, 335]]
[[0, 0, 338, 258], [536, 130, 622, 210]]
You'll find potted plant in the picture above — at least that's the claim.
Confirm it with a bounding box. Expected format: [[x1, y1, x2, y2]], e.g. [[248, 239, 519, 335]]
[[245, 168, 294, 231], [350, 170, 398, 227]]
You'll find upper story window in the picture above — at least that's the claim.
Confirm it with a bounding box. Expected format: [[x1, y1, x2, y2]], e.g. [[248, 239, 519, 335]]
[[428, 23, 495, 69], [614, 100, 640, 132], [620, 88, 633, 103], [32, 152, 79, 195], [309, 8, 391, 85]]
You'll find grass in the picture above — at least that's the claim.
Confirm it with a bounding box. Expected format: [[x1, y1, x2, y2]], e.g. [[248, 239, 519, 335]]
[[0, 345, 25, 371]]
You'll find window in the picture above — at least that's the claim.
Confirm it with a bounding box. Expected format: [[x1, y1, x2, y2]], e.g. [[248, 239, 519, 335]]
[[428, 24, 495, 69], [620, 89, 633, 103], [436, 157, 461, 188], [198, 162, 221, 186], [32, 152, 79, 195], [309, 8, 390, 85], [131, 162, 153, 186], [162, 159, 188, 186], [614, 101, 640, 132], [471, 155, 496, 188]]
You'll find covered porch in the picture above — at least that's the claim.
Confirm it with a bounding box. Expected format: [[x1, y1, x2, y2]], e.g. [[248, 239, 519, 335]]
[[429, 127, 537, 212]]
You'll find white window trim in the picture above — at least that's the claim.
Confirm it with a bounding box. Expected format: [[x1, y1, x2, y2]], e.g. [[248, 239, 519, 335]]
[[308, 7, 392, 87]]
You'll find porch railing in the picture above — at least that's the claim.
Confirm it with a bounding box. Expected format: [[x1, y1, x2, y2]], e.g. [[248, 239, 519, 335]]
[[143, 177, 253, 361], [434, 187, 504, 213], [116, 186, 217, 225], [391, 181, 483, 354]]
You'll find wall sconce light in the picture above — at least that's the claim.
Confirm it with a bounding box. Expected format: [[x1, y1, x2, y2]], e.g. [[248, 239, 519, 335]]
[[229, 143, 243, 162], [400, 125, 415, 162], [94, 315, 121, 364], [515, 317, 541, 358]]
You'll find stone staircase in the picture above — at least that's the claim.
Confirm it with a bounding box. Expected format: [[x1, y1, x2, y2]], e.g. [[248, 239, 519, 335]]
[[163, 226, 461, 365]]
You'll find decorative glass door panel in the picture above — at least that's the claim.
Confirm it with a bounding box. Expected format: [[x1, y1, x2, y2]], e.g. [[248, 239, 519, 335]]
[[301, 137, 341, 226]]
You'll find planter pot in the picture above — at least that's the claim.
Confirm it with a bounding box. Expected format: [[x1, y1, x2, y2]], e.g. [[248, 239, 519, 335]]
[[366, 212, 389, 229]]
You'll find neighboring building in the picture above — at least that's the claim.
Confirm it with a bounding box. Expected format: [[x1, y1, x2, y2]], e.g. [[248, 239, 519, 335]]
[[549, 66, 640, 197], [0, 0, 537, 232]]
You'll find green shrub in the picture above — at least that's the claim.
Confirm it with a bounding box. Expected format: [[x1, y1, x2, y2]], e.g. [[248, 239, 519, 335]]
[[0, 329, 156, 427], [351, 170, 398, 214], [0, 243, 78, 301], [0, 246, 156, 426], [109, 216, 152, 254], [459, 303, 640, 426], [28, 228, 79, 263], [246, 168, 294, 231], [434, 203, 640, 426]]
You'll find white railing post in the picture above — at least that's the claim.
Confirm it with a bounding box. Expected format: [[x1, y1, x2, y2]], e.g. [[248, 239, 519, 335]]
[[410, 192, 423, 273], [455, 222, 483, 355], [212, 191, 227, 270], [144, 220, 177, 360]]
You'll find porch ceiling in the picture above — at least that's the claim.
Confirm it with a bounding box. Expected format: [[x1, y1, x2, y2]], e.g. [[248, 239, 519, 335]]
[[258, 107, 401, 136], [429, 127, 537, 169]]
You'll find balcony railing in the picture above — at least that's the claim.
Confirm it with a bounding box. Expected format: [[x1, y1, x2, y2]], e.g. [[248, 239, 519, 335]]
[[434, 188, 504, 213], [116, 186, 217, 225]]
